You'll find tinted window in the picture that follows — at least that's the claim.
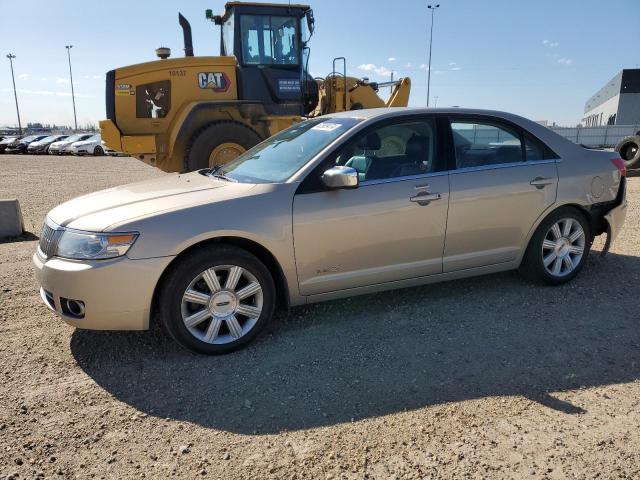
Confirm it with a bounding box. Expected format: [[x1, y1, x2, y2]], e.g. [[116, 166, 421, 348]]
[[524, 133, 545, 161], [240, 15, 299, 65], [333, 119, 437, 182], [451, 120, 523, 168]]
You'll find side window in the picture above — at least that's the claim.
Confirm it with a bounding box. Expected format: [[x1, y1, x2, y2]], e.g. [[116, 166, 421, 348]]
[[451, 120, 523, 168], [524, 133, 545, 161], [524, 133, 557, 161], [335, 119, 437, 182]]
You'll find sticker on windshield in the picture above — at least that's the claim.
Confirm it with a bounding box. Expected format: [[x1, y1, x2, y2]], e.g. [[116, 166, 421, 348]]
[[312, 123, 341, 132]]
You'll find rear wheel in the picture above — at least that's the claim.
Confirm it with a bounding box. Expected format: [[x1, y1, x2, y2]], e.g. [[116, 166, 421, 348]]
[[519, 207, 592, 285], [158, 246, 275, 355], [186, 121, 262, 172]]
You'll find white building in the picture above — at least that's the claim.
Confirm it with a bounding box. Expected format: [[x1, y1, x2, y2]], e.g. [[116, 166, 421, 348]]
[[582, 69, 640, 126]]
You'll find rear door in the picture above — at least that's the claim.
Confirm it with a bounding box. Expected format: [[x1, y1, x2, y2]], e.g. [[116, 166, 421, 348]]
[[443, 115, 558, 272]]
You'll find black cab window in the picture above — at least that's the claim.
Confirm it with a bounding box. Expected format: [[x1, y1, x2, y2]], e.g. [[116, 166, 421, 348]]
[[240, 15, 299, 65], [450, 119, 523, 168]]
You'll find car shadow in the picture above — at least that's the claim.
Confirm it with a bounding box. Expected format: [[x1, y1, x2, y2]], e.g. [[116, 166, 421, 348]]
[[71, 251, 640, 434], [0, 231, 38, 245]]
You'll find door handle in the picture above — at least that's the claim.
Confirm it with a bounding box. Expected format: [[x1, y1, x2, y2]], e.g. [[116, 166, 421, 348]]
[[410, 191, 441, 205], [530, 177, 554, 189]]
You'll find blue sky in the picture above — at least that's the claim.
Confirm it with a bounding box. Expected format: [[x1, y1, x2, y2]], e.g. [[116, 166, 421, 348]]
[[1, 0, 638, 127]]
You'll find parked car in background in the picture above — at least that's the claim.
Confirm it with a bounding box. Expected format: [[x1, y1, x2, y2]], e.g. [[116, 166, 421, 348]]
[[4, 135, 48, 154], [27, 135, 69, 154], [0, 136, 22, 154], [49, 134, 93, 155], [33, 108, 627, 355], [68, 134, 104, 156], [102, 140, 127, 157]]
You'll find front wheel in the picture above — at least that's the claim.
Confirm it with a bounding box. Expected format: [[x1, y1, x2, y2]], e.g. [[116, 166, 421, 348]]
[[158, 246, 276, 354], [93, 145, 105, 156], [519, 208, 592, 285]]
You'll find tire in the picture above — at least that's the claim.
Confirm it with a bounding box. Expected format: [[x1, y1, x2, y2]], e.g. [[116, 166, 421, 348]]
[[158, 245, 276, 355], [93, 145, 105, 156], [615, 135, 640, 168], [519, 207, 592, 285], [186, 121, 262, 172]]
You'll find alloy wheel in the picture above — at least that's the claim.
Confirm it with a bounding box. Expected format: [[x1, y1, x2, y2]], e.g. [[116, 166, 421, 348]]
[[180, 265, 263, 344], [541, 218, 585, 277]]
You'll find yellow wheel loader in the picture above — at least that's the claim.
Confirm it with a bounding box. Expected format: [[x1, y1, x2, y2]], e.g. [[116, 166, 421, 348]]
[[99, 2, 411, 173]]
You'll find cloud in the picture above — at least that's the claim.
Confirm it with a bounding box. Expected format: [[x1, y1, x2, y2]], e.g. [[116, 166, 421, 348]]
[[1, 88, 92, 98], [357, 63, 392, 77], [419, 63, 428, 70], [542, 39, 559, 47], [557, 57, 573, 65], [405, 62, 412, 68], [388, 57, 396, 62], [40, 77, 48, 81], [17, 73, 30, 80], [451, 67, 461, 71], [448, 62, 457, 66], [56, 77, 70, 84]]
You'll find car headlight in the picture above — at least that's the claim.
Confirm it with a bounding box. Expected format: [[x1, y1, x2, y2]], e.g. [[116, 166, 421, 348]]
[[55, 230, 138, 260]]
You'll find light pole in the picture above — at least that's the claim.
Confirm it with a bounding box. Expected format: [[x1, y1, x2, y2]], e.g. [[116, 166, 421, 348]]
[[6, 53, 22, 135], [426, 4, 440, 107], [65, 45, 78, 131]]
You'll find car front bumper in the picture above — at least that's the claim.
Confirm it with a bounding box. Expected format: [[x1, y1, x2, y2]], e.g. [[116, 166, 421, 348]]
[[33, 249, 174, 330]]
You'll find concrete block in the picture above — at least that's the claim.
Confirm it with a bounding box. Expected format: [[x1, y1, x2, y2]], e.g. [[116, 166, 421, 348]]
[[0, 199, 24, 239]]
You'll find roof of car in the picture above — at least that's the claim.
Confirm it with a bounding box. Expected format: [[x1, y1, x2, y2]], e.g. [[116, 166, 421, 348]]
[[326, 107, 519, 120]]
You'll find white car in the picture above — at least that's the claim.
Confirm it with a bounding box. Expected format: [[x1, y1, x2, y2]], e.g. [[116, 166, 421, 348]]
[[101, 140, 127, 157], [67, 134, 104, 156], [49, 134, 93, 155]]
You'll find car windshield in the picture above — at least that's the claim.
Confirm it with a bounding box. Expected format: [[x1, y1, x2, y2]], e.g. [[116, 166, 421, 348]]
[[40, 135, 60, 142], [20, 135, 39, 143], [63, 134, 84, 143], [220, 117, 360, 183]]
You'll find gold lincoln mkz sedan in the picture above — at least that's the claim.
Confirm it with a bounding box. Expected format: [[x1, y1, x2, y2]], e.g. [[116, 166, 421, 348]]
[[34, 108, 627, 354]]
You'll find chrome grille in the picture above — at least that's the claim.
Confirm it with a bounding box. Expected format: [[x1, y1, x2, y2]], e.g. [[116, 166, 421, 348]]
[[39, 222, 61, 258]]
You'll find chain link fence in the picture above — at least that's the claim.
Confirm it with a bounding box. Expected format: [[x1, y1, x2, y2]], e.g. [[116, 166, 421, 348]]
[[549, 125, 640, 148]]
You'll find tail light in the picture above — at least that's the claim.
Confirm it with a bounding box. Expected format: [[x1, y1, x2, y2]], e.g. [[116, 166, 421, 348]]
[[611, 158, 626, 177]]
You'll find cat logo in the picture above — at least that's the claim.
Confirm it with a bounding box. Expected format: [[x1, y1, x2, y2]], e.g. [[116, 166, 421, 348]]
[[197, 72, 230, 92]]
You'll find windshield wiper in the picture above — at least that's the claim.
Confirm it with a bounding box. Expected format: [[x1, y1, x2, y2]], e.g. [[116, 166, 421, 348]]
[[205, 165, 237, 182]]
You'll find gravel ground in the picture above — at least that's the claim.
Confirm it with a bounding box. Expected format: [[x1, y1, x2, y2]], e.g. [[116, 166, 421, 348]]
[[1, 155, 639, 480]]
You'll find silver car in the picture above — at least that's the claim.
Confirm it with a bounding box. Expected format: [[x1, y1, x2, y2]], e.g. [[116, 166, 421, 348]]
[[33, 108, 627, 354]]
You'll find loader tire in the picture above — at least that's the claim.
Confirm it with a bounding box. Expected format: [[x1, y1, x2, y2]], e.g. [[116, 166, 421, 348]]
[[615, 135, 640, 169], [186, 121, 262, 172]]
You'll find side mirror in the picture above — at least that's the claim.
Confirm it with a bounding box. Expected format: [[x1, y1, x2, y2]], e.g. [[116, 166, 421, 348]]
[[321, 166, 359, 190], [306, 10, 315, 35]]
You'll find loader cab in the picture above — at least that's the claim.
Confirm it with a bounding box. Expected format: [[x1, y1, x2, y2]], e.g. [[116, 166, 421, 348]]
[[209, 2, 318, 116]]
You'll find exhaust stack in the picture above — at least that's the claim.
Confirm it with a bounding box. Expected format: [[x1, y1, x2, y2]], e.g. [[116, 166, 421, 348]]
[[179, 13, 194, 57]]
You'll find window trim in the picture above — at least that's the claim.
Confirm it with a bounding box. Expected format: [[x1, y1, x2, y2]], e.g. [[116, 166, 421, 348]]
[[444, 113, 559, 171], [296, 113, 447, 194]]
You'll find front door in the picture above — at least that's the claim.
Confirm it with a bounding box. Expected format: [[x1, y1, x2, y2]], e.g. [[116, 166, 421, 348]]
[[292, 117, 450, 296]]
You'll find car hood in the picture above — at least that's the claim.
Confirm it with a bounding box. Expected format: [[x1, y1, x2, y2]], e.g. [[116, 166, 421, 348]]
[[50, 140, 70, 148], [47, 172, 258, 231]]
